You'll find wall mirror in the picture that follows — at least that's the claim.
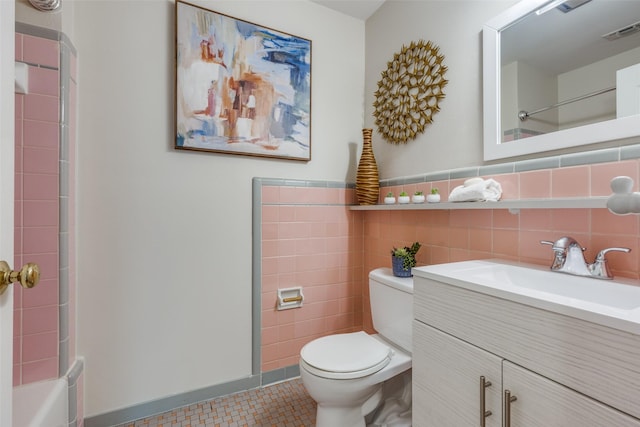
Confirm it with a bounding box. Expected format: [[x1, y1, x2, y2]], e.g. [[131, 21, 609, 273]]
[[483, 0, 640, 161]]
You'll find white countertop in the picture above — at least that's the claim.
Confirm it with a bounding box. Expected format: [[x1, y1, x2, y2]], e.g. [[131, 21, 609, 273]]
[[413, 259, 640, 335]]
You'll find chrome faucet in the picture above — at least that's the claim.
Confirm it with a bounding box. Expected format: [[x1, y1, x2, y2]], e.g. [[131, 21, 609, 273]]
[[540, 236, 631, 280]]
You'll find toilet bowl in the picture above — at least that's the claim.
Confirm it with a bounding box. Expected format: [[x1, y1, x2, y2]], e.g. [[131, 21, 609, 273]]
[[299, 268, 413, 427]]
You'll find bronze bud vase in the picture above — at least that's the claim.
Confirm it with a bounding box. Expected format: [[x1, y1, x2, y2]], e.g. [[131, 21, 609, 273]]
[[356, 128, 380, 205]]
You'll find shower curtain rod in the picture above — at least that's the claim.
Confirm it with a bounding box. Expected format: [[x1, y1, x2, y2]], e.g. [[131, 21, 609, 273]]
[[518, 86, 616, 122]]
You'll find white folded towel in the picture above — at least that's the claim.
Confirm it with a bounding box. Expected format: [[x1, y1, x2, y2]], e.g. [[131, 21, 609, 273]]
[[448, 178, 502, 202]]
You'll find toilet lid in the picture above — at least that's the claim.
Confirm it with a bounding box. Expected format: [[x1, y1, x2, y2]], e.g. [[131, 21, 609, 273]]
[[300, 332, 393, 379]]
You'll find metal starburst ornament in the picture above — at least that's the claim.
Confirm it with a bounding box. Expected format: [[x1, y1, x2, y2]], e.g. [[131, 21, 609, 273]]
[[373, 40, 448, 144]]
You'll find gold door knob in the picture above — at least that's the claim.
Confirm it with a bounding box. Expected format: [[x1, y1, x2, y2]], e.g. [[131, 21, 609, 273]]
[[0, 261, 40, 296]]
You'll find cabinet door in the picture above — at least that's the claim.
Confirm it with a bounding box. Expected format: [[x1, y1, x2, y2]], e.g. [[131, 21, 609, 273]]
[[413, 321, 502, 427], [503, 361, 640, 427]]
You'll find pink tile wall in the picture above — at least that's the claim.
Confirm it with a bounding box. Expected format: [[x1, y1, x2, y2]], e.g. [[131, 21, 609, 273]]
[[261, 185, 362, 371], [362, 160, 640, 331], [260, 160, 640, 360], [14, 33, 60, 386]]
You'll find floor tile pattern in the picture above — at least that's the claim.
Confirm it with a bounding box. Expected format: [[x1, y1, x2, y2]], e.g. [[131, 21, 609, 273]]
[[118, 378, 316, 427]]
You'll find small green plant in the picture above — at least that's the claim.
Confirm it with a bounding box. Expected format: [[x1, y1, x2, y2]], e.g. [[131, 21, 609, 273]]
[[391, 241, 422, 271], [399, 191, 408, 197], [431, 188, 439, 195], [414, 190, 424, 196], [386, 191, 394, 197]]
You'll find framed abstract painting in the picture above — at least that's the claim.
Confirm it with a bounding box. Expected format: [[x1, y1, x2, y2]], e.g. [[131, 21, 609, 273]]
[[175, 1, 312, 161]]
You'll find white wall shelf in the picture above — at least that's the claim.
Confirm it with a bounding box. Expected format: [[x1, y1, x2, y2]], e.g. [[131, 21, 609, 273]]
[[349, 197, 608, 211]]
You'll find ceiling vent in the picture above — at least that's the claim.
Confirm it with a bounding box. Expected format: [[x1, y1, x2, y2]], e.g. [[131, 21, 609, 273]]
[[602, 21, 640, 41]]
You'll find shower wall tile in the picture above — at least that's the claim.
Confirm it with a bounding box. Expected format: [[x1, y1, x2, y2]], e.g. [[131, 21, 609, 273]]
[[23, 146, 58, 174], [23, 200, 58, 226], [22, 278, 58, 308], [23, 173, 58, 200], [22, 358, 58, 384], [28, 66, 59, 97], [22, 331, 58, 362], [24, 94, 59, 123], [15, 33, 23, 61], [22, 305, 58, 335], [23, 35, 59, 68], [15, 94, 23, 119], [15, 30, 69, 387], [23, 120, 59, 148], [23, 226, 58, 254]]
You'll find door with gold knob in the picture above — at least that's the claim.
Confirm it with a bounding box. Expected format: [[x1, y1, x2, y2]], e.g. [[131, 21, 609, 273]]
[[0, 262, 40, 296], [0, 2, 16, 424]]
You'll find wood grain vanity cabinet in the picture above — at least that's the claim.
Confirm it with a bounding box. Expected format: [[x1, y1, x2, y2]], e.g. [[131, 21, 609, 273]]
[[412, 273, 640, 427]]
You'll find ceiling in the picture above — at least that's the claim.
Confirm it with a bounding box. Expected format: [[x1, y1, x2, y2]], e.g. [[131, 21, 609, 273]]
[[309, 0, 386, 20]]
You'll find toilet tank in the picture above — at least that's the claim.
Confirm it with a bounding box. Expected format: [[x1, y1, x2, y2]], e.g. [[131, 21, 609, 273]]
[[369, 268, 414, 353]]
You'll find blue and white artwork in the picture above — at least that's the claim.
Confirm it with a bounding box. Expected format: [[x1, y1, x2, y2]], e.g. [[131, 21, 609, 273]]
[[175, 1, 312, 160]]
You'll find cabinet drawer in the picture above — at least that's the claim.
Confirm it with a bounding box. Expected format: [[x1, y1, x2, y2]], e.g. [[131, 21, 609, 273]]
[[414, 276, 640, 419]]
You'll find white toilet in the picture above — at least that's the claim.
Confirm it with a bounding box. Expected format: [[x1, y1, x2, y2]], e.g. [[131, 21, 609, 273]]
[[299, 268, 413, 427]]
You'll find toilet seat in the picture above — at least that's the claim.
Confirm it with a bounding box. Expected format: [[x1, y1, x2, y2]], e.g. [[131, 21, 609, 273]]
[[300, 332, 393, 380]]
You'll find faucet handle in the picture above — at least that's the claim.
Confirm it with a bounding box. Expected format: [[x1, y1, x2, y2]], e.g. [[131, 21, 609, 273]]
[[540, 237, 585, 251], [595, 247, 631, 261], [590, 247, 631, 279]]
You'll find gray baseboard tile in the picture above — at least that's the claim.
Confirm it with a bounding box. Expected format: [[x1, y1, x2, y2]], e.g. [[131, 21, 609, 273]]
[[252, 178, 262, 376], [255, 177, 352, 188], [450, 167, 479, 180], [514, 156, 561, 172], [84, 375, 262, 427], [560, 148, 619, 167], [621, 144, 640, 160], [261, 365, 301, 386], [479, 162, 515, 176]]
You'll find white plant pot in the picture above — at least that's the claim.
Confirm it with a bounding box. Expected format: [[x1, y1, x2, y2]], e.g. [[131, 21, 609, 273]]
[[412, 194, 426, 204], [398, 196, 411, 204], [384, 196, 396, 204], [427, 194, 441, 203]]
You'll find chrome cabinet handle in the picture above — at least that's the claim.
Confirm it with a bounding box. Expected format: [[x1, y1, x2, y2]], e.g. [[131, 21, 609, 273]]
[[479, 376, 492, 427], [504, 389, 517, 427]]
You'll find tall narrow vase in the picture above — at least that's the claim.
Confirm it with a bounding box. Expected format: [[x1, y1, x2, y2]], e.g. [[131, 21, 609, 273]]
[[356, 128, 380, 205]]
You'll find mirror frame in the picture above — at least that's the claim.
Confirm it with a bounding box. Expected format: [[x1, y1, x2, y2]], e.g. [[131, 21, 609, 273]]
[[483, 0, 640, 161]]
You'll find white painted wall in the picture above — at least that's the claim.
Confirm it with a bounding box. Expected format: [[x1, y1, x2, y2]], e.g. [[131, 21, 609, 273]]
[[365, 0, 517, 178], [72, 0, 365, 418]]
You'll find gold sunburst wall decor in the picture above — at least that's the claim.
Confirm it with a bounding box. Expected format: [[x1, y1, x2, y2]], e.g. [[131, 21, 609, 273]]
[[373, 40, 448, 144]]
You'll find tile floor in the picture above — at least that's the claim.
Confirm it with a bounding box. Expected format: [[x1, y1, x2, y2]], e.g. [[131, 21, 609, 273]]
[[117, 378, 316, 427]]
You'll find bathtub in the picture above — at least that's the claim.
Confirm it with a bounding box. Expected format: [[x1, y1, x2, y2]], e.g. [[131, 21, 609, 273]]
[[13, 378, 68, 427]]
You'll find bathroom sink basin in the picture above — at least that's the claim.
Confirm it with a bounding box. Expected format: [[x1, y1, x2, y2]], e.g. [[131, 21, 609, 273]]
[[413, 260, 640, 334]]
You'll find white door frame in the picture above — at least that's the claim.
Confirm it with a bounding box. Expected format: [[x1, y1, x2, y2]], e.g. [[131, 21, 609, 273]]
[[0, 0, 16, 425]]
